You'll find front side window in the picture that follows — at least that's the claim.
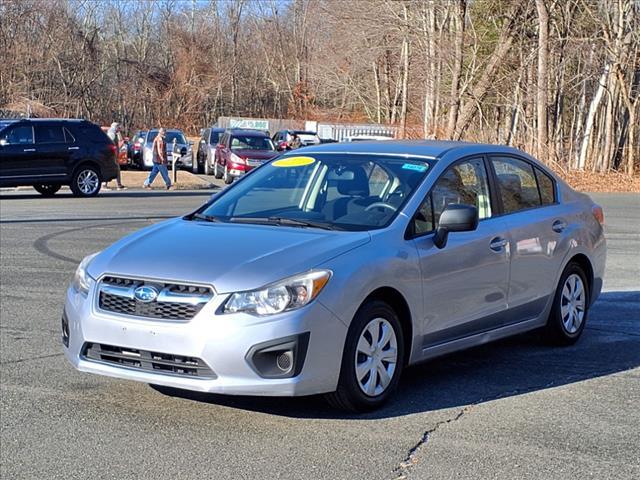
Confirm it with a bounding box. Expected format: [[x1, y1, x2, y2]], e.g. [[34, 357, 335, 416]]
[[491, 156, 541, 213], [0, 125, 34, 145], [35, 125, 65, 144], [196, 154, 432, 231], [431, 158, 492, 225]]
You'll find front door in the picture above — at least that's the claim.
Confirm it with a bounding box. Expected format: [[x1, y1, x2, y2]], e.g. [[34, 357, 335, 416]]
[[0, 124, 41, 184], [411, 157, 511, 349]]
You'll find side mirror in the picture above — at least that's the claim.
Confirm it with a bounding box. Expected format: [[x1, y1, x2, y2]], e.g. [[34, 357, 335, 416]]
[[433, 204, 479, 249]]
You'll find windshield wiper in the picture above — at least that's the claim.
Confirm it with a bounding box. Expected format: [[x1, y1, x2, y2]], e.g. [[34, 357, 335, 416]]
[[189, 213, 222, 223], [229, 216, 337, 230]]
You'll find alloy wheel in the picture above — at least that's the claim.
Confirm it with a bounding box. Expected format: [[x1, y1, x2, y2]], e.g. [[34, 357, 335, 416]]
[[77, 169, 99, 195], [561, 273, 586, 334], [355, 317, 398, 396]]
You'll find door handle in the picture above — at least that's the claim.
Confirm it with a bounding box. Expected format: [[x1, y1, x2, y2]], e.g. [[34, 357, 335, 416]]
[[490, 237, 508, 252], [23, 148, 35, 152], [552, 220, 567, 233], [68, 146, 79, 150]]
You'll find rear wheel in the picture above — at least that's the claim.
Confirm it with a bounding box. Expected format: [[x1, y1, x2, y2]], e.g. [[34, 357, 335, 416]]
[[205, 155, 214, 175], [543, 262, 590, 345], [33, 184, 61, 197], [214, 160, 223, 179], [70, 166, 101, 197], [223, 164, 232, 184], [325, 300, 404, 412]]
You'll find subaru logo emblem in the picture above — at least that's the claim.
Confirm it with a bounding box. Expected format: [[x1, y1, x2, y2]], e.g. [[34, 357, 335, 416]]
[[134, 285, 159, 303]]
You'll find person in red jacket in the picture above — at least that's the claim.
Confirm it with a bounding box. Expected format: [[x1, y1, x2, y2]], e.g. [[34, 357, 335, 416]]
[[143, 128, 172, 190]]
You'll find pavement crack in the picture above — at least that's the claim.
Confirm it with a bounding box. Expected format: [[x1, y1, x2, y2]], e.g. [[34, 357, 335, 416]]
[[1, 352, 64, 365], [586, 326, 640, 337], [392, 407, 469, 480]]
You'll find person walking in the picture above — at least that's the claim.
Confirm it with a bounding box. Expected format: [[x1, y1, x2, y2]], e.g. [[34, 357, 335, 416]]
[[143, 128, 172, 190], [104, 122, 126, 190]]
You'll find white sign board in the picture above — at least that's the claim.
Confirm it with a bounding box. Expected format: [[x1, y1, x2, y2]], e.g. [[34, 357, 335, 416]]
[[229, 118, 269, 130]]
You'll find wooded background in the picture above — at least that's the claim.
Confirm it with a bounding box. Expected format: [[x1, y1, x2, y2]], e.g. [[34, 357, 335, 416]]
[[0, 0, 638, 175]]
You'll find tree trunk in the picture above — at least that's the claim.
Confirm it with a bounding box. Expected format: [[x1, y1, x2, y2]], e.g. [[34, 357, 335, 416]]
[[535, 0, 549, 161], [446, 0, 466, 139], [578, 62, 610, 170]]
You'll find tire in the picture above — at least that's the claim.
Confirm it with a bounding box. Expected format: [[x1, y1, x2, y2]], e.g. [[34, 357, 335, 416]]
[[543, 262, 590, 346], [214, 160, 223, 179], [70, 165, 101, 197], [223, 164, 233, 184], [205, 155, 214, 176], [325, 300, 404, 412], [33, 184, 61, 197]]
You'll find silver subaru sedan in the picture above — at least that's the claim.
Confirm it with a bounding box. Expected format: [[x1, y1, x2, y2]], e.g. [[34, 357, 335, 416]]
[[63, 141, 606, 411]]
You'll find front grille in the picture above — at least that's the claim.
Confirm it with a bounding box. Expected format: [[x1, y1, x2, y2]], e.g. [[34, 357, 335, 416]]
[[97, 276, 213, 321], [83, 343, 216, 379]]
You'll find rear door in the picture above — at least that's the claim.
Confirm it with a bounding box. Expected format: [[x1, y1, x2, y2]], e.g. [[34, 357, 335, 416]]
[[489, 155, 568, 318], [34, 124, 71, 177], [411, 156, 511, 349]]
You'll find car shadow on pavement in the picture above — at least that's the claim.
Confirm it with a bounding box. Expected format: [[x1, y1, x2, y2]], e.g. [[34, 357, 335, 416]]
[[151, 290, 640, 420]]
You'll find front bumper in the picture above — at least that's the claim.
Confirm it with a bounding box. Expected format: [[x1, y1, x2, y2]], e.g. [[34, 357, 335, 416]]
[[63, 284, 347, 396]]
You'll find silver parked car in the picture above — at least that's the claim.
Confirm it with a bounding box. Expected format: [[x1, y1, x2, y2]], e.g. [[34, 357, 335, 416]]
[[141, 129, 192, 170], [63, 141, 606, 411]]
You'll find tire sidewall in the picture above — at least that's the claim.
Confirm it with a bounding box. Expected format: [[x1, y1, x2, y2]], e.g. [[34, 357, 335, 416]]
[[549, 263, 590, 342], [338, 300, 404, 410]]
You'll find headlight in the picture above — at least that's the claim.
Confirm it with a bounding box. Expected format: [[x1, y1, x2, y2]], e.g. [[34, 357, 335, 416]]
[[71, 252, 99, 296], [230, 152, 246, 165], [223, 270, 331, 316]]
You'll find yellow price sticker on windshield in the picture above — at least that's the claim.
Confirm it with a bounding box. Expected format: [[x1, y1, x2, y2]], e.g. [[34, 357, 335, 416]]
[[272, 156, 315, 167]]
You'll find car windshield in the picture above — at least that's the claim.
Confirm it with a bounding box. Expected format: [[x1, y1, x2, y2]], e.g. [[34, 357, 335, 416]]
[[231, 135, 274, 151], [195, 153, 432, 231], [148, 131, 186, 144]]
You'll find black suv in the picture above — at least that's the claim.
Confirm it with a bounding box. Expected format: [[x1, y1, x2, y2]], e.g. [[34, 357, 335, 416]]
[[0, 118, 119, 197]]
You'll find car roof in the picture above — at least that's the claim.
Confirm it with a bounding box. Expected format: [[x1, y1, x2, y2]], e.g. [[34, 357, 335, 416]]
[[227, 129, 268, 136], [148, 128, 184, 134], [292, 139, 528, 160], [1, 118, 87, 123]]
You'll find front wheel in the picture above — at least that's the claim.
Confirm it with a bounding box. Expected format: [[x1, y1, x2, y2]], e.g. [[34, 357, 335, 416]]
[[33, 184, 61, 197], [543, 262, 590, 345], [325, 300, 404, 412], [223, 164, 233, 184], [70, 166, 101, 197]]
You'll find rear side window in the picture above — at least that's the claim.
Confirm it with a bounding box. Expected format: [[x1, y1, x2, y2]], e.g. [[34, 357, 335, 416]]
[[63, 127, 75, 143], [535, 167, 555, 205], [491, 156, 541, 213], [35, 125, 65, 144], [0, 125, 33, 144]]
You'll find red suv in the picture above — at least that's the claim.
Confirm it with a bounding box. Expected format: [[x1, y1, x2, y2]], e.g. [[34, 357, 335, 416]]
[[214, 129, 278, 184]]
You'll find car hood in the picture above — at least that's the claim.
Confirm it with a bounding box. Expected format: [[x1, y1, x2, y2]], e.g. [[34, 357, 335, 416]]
[[88, 218, 370, 293], [233, 149, 278, 160]]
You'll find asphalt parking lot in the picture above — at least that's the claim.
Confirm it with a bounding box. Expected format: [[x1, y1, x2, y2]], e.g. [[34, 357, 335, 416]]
[[0, 187, 638, 480]]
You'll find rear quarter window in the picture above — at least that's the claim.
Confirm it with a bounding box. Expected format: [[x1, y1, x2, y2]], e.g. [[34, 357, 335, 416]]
[[535, 167, 556, 205], [71, 124, 110, 143]]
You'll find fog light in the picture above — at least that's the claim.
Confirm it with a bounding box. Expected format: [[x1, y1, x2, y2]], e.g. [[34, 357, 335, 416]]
[[61, 310, 70, 348], [246, 333, 310, 379]]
